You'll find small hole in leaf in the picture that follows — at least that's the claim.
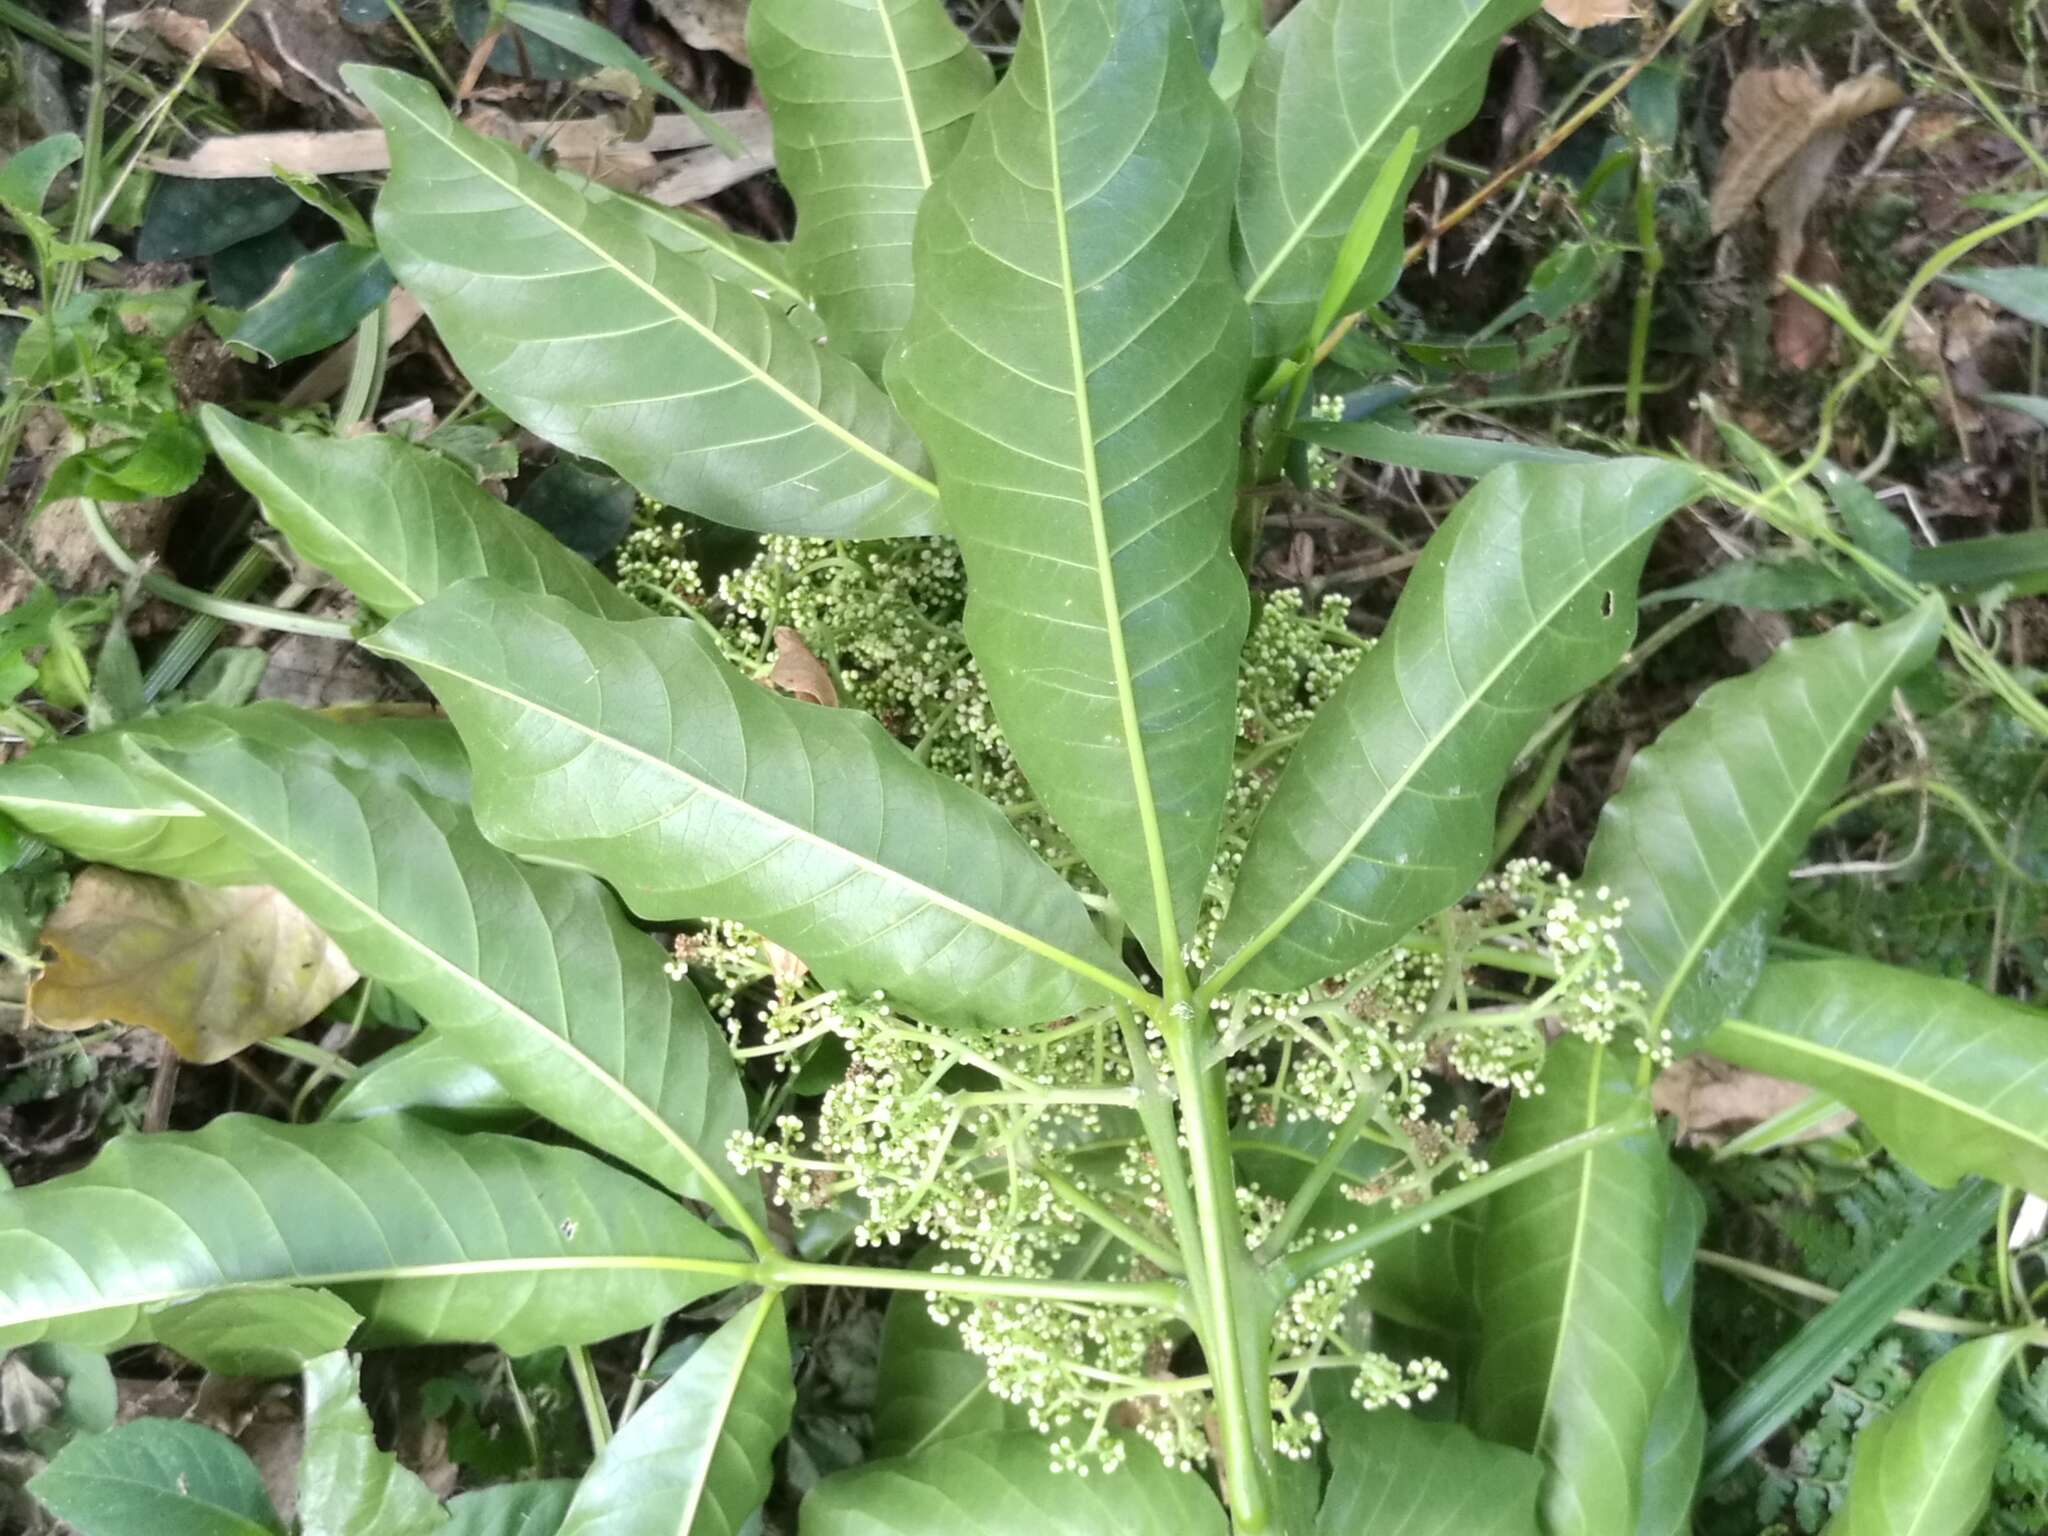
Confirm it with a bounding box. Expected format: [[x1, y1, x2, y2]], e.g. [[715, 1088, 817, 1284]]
[[1601, 589, 1615, 618]]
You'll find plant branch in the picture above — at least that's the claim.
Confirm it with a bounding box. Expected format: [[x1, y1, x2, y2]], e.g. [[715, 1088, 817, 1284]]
[[1274, 1112, 1654, 1292]]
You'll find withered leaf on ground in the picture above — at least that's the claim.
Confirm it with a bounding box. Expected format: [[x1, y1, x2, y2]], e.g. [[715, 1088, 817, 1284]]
[[30, 867, 357, 1064], [765, 626, 838, 708], [1712, 68, 1904, 244], [1541, 0, 1642, 28]]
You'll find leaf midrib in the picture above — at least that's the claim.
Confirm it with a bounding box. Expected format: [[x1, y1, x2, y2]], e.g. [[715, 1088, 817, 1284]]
[[1212, 523, 1637, 992], [1037, 25, 1183, 970], [391, 644, 1149, 1010], [673, 1298, 775, 1536], [1530, 1042, 1605, 1454], [1241, 0, 1496, 305], [375, 84, 938, 502], [1715, 1017, 2047, 1164], [1645, 645, 1910, 1034], [874, 0, 934, 189], [138, 754, 746, 1225]]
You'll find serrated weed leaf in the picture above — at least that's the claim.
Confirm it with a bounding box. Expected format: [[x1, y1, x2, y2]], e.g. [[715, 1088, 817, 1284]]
[[368, 580, 1140, 1027], [1210, 458, 1697, 996], [348, 66, 939, 539], [889, 0, 1252, 971]]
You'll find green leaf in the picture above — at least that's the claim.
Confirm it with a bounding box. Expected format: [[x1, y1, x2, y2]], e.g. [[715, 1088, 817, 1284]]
[[0, 702, 466, 884], [1647, 555, 1863, 611], [1469, 1038, 1672, 1536], [1980, 391, 2048, 430], [1317, 1396, 1542, 1536], [750, 0, 992, 375], [230, 244, 395, 364], [1945, 265, 2048, 325], [499, 1, 741, 157], [348, 66, 939, 539], [557, 1296, 794, 1536], [798, 1431, 1229, 1536], [299, 1351, 447, 1536], [1701, 1179, 2001, 1487], [1634, 1171, 1706, 1536], [1233, 0, 1543, 363], [0, 134, 83, 220], [323, 1031, 528, 1131], [580, 185, 817, 337], [152, 1286, 363, 1378], [443, 1482, 576, 1536], [29, 1419, 284, 1536], [1204, 0, 1263, 101], [1905, 529, 2048, 597], [1580, 600, 1945, 1049], [889, 0, 1252, 968], [0, 1113, 746, 1355], [873, 1282, 1012, 1458], [201, 408, 641, 622], [125, 720, 758, 1224], [1210, 459, 1697, 996], [42, 413, 207, 505], [1824, 1330, 2032, 1536], [367, 581, 1138, 1028], [1710, 958, 2048, 1196], [1818, 462, 1912, 572]]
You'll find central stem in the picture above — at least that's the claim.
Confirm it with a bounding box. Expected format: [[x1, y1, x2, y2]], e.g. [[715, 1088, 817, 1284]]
[[1159, 1004, 1277, 1533]]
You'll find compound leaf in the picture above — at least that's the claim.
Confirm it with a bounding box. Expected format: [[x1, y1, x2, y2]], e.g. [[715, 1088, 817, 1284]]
[[750, 0, 992, 373], [0, 1114, 745, 1355], [298, 1351, 446, 1536], [126, 718, 757, 1226], [798, 1431, 1229, 1536], [889, 0, 1252, 968], [30, 1419, 282, 1536], [1234, 0, 1543, 365], [1711, 958, 2048, 1196], [1826, 1330, 2031, 1536], [349, 65, 938, 538], [1211, 459, 1696, 996], [0, 702, 464, 885], [368, 581, 1137, 1028], [202, 408, 640, 622], [1469, 1038, 1672, 1536], [1581, 600, 1945, 1049], [557, 1296, 793, 1536]]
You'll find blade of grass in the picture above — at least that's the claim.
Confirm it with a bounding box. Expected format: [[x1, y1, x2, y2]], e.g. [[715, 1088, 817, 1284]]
[[1700, 1177, 2002, 1485]]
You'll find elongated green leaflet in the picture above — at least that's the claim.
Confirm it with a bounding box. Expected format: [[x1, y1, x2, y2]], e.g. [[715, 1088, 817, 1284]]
[[124, 719, 760, 1230], [1824, 1329, 2033, 1536], [1634, 1170, 1707, 1536], [0, 1114, 746, 1354], [750, 0, 991, 375], [0, 702, 464, 884], [799, 1432, 1230, 1536], [297, 1352, 445, 1536], [202, 408, 641, 622], [348, 66, 940, 539], [368, 581, 1139, 1027], [889, 0, 1252, 972], [1582, 600, 1945, 1048], [1469, 1039, 1673, 1536], [1234, 0, 1543, 363], [1701, 1178, 2001, 1485], [557, 1296, 793, 1536], [1210, 459, 1697, 997], [1712, 958, 2048, 1195]]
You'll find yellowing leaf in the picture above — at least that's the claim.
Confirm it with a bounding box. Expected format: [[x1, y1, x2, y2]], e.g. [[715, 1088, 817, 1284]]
[[30, 868, 357, 1064]]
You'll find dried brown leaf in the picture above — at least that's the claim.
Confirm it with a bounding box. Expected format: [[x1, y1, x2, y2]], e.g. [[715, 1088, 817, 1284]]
[[1654, 1052, 1852, 1147], [766, 626, 838, 707], [1542, 0, 1642, 27], [648, 0, 750, 63], [1773, 241, 1841, 372], [30, 868, 357, 1065], [1713, 68, 1904, 238]]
